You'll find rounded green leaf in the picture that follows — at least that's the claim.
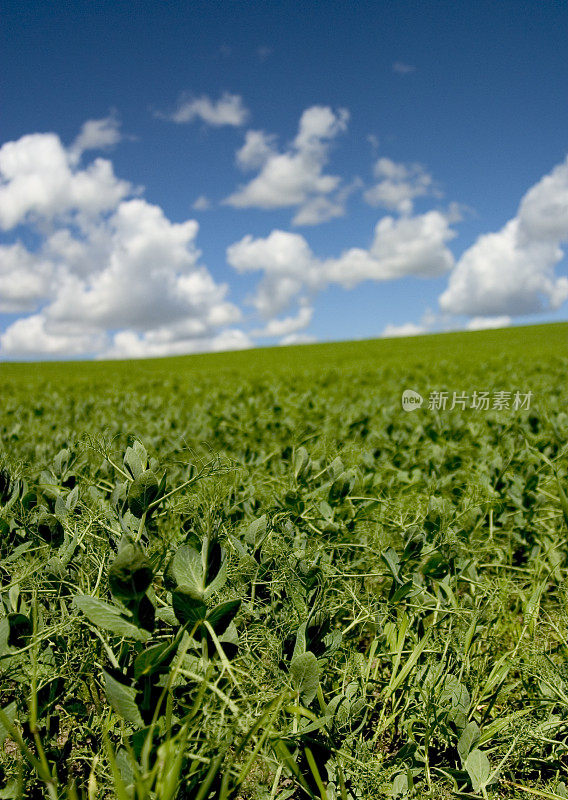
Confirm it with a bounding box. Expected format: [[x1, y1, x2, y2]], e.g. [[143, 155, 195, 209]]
[[290, 651, 320, 704], [73, 595, 150, 642], [465, 748, 491, 792], [172, 588, 207, 627], [127, 470, 159, 517], [103, 669, 143, 727], [109, 542, 153, 601], [164, 544, 204, 596], [206, 598, 241, 634]]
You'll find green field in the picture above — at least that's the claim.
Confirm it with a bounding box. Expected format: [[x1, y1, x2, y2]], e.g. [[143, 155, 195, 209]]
[[1, 322, 568, 799]]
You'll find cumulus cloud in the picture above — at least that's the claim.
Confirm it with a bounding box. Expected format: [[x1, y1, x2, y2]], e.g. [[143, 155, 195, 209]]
[[0, 125, 247, 359], [440, 155, 568, 317], [0, 132, 132, 230], [466, 316, 511, 330], [225, 106, 351, 224], [69, 115, 123, 163], [364, 158, 436, 215], [0, 243, 54, 312], [252, 305, 314, 338], [47, 200, 227, 331], [227, 229, 319, 317], [324, 211, 456, 287], [382, 322, 426, 337], [0, 314, 107, 357], [279, 332, 317, 346], [159, 92, 249, 127], [103, 327, 252, 360], [227, 210, 456, 319], [236, 131, 277, 170], [292, 196, 346, 226]]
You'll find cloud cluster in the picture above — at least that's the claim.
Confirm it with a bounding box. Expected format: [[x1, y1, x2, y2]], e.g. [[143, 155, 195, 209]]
[[225, 106, 351, 224], [252, 304, 314, 338], [0, 121, 244, 359], [160, 92, 249, 127], [466, 316, 511, 330], [228, 210, 457, 322], [363, 157, 436, 215], [3, 101, 567, 358], [0, 130, 131, 230], [382, 322, 426, 337], [69, 115, 123, 163], [440, 156, 568, 317]]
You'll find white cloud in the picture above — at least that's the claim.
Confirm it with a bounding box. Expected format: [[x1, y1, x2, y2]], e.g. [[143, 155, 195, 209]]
[[0, 132, 131, 229], [0, 125, 246, 360], [280, 332, 317, 346], [517, 158, 568, 241], [0, 314, 105, 357], [225, 106, 350, 224], [227, 229, 319, 317], [364, 158, 436, 215], [294, 106, 349, 150], [440, 156, 568, 318], [323, 211, 456, 287], [162, 92, 249, 127], [228, 211, 456, 318], [382, 322, 425, 337], [236, 131, 277, 170], [466, 316, 511, 330], [47, 200, 216, 330], [292, 177, 362, 226], [210, 328, 253, 352], [102, 327, 252, 360], [292, 196, 346, 226], [253, 305, 313, 338], [192, 195, 212, 210], [0, 243, 54, 312], [69, 115, 122, 163]]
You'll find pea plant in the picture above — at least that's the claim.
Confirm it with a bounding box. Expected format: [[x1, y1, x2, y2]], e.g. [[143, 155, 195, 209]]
[[1, 328, 568, 799]]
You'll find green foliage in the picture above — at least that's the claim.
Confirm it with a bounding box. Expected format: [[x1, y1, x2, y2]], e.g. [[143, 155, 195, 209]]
[[0, 323, 567, 798], [108, 541, 154, 601]]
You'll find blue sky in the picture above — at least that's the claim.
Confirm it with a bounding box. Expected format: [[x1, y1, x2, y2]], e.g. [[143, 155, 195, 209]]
[[1, 0, 567, 359]]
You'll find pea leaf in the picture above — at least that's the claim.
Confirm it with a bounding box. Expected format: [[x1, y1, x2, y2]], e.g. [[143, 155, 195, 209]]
[[290, 651, 320, 704], [73, 595, 150, 642], [103, 670, 143, 727], [465, 748, 491, 792], [206, 599, 241, 635], [382, 547, 402, 583], [245, 514, 267, 548], [172, 589, 207, 627], [294, 447, 310, 480], [164, 544, 204, 597], [108, 542, 153, 601], [133, 642, 174, 679], [124, 445, 146, 480], [458, 721, 481, 766]]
